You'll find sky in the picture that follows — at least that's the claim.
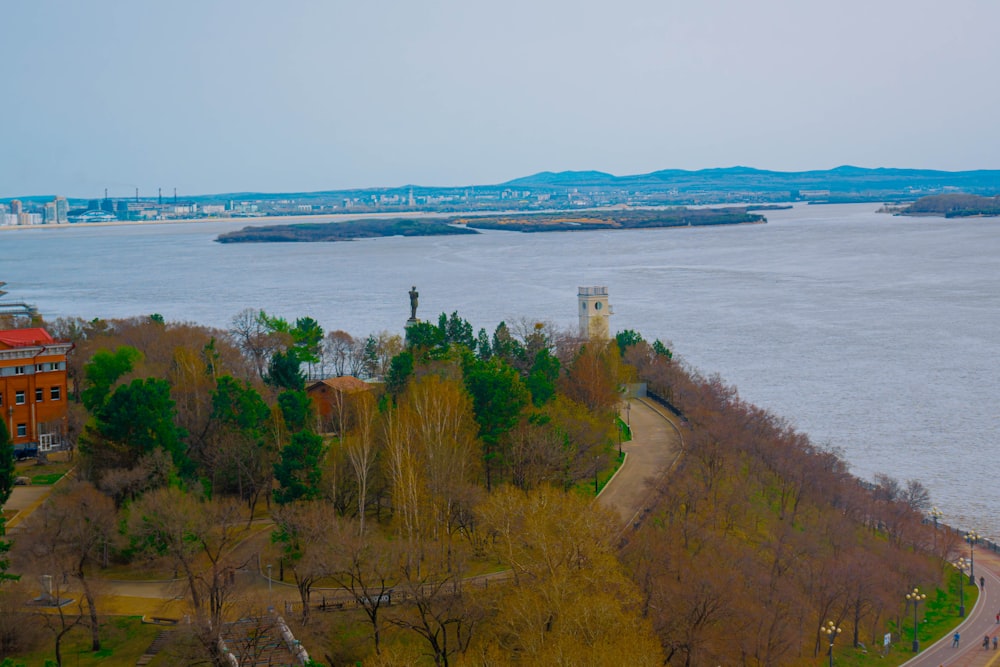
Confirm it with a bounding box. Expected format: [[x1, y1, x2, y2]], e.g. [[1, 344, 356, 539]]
[[3, 0, 1000, 198]]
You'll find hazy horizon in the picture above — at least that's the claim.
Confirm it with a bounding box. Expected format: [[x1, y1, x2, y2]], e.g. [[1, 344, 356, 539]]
[[4, 1, 1000, 199]]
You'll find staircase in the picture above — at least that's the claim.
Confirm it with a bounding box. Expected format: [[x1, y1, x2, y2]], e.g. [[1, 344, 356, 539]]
[[136, 630, 172, 666]]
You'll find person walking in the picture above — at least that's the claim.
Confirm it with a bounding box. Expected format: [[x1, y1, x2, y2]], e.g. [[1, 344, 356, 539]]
[[981, 576, 986, 589], [984, 635, 990, 650], [993, 635, 998, 650], [953, 632, 961, 647]]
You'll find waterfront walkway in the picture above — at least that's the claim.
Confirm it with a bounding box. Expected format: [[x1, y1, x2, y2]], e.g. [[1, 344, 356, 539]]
[[904, 549, 1000, 667], [597, 397, 683, 535]]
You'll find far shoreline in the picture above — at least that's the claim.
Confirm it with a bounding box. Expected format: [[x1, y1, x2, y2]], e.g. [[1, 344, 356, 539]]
[[0, 209, 448, 232], [0, 203, 796, 234]]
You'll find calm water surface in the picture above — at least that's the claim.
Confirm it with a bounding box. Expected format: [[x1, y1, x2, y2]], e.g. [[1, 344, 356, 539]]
[[4, 203, 998, 536]]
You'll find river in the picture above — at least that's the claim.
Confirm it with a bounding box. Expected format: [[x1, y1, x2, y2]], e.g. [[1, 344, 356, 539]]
[[3, 203, 998, 536]]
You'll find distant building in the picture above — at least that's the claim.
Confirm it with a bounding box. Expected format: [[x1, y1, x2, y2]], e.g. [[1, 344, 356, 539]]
[[578, 286, 612, 340], [9, 199, 22, 215], [55, 196, 68, 223], [0, 328, 72, 455], [43, 201, 57, 224]]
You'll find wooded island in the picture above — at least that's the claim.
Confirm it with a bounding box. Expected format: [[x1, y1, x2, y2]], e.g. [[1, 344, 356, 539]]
[[215, 207, 766, 243]]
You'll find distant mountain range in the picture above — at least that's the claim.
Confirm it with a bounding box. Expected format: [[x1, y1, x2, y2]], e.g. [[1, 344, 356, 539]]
[[500, 165, 1000, 194], [8, 166, 1000, 207]]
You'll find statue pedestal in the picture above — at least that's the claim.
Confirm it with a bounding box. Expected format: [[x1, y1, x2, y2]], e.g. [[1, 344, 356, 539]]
[[406, 318, 420, 328]]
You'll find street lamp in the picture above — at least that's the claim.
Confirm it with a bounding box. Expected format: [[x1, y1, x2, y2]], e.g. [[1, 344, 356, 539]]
[[956, 557, 968, 617], [626, 400, 631, 427], [616, 420, 622, 458], [594, 456, 599, 495], [966, 530, 980, 584], [266, 564, 273, 611], [906, 587, 927, 652], [822, 620, 841, 667], [929, 507, 942, 529]]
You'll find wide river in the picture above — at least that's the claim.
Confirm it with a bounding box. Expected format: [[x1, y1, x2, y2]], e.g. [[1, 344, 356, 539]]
[[3, 203, 998, 537]]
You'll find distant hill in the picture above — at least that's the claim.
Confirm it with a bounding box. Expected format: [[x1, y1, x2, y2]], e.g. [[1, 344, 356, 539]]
[[503, 165, 1000, 194], [899, 193, 1000, 217], [502, 170, 618, 187], [27, 165, 1000, 210]]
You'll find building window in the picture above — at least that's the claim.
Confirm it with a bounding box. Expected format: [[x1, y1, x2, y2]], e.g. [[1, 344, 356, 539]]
[[14, 366, 24, 375], [16, 424, 26, 437], [15, 390, 25, 405], [50, 386, 61, 401], [0, 392, 3, 406], [36, 388, 43, 402]]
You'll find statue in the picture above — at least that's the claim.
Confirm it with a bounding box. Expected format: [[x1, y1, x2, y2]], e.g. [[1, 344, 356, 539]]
[[408, 286, 419, 320]]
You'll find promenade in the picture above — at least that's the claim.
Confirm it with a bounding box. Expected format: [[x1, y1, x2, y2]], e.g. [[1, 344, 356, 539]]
[[597, 397, 682, 532], [904, 548, 1000, 667]]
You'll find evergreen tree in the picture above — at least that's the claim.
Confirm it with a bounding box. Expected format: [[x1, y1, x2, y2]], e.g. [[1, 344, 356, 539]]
[[266, 350, 305, 390], [274, 431, 326, 504], [277, 390, 313, 434]]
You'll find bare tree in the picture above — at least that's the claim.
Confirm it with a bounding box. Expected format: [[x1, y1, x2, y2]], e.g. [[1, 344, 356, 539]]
[[324, 330, 354, 377], [326, 521, 397, 655], [17, 481, 117, 653], [130, 489, 251, 636], [272, 502, 334, 626], [345, 392, 379, 534], [902, 478, 931, 512]]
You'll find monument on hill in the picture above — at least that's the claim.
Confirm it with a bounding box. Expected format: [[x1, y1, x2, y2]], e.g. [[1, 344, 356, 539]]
[[407, 285, 420, 328]]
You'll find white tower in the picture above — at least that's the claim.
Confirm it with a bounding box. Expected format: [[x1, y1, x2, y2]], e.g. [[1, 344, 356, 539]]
[[578, 286, 612, 340]]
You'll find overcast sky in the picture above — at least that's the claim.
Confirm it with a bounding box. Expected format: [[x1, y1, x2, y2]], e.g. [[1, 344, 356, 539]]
[[3, 0, 999, 198]]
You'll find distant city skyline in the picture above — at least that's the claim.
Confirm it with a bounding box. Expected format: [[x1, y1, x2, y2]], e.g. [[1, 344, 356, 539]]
[[3, 1, 1000, 198]]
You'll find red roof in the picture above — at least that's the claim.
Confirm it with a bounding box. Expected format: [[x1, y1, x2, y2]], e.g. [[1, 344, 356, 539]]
[[0, 328, 54, 347], [308, 376, 371, 393]]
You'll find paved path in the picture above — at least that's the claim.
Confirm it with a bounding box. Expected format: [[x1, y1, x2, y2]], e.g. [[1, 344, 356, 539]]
[[904, 548, 1000, 667], [597, 397, 682, 534]]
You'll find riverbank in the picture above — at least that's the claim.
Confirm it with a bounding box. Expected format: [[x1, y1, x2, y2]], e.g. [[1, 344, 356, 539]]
[[0, 209, 445, 232]]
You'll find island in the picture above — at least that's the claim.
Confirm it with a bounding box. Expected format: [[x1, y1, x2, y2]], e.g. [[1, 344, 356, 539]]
[[215, 206, 766, 243], [896, 193, 1000, 218]]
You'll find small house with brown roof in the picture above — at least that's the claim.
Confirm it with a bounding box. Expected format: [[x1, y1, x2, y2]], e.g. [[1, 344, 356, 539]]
[[306, 376, 373, 434]]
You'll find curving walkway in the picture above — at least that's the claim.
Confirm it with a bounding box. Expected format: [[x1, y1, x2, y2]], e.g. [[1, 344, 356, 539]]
[[597, 397, 683, 534], [904, 548, 1000, 667]]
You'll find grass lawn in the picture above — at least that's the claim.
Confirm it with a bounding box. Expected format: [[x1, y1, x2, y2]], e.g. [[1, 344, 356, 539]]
[[571, 446, 624, 498], [6, 615, 161, 667], [30, 472, 66, 485], [17, 455, 74, 486], [826, 576, 978, 667]]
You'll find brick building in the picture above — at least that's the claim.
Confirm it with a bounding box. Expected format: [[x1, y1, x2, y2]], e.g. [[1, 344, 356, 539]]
[[0, 328, 72, 455]]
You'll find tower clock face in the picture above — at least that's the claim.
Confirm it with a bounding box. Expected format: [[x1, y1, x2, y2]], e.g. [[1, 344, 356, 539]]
[[595, 302, 603, 310], [582, 302, 587, 310]]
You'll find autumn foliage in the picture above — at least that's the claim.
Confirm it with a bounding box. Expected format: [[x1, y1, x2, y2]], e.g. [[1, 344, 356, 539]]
[[2, 312, 954, 667]]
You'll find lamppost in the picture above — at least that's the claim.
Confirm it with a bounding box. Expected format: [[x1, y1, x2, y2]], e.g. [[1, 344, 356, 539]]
[[822, 620, 841, 667], [626, 400, 631, 427], [966, 530, 980, 584], [266, 564, 273, 611], [616, 420, 622, 458], [956, 557, 969, 617], [906, 587, 927, 652], [929, 507, 942, 529]]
